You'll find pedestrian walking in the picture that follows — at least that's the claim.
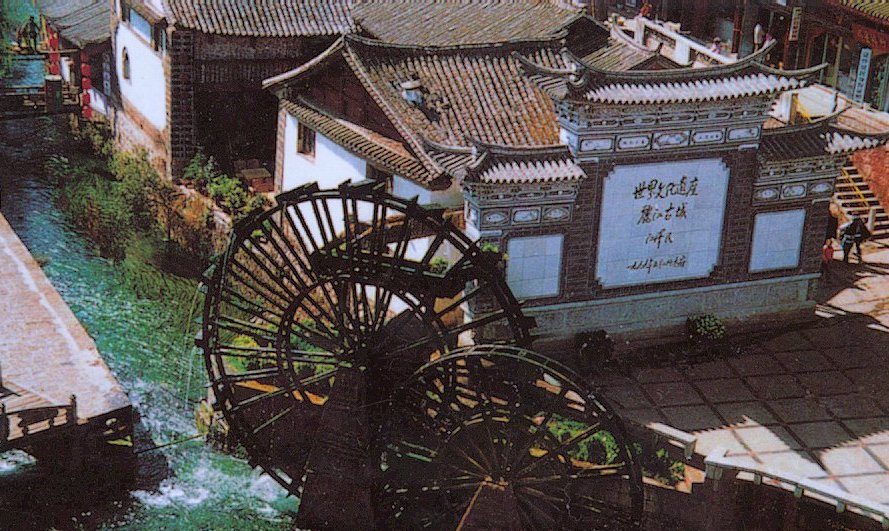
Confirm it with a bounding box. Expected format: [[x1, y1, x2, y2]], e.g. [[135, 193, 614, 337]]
[[709, 37, 722, 55], [21, 16, 39, 52], [839, 215, 870, 263], [821, 238, 835, 284]]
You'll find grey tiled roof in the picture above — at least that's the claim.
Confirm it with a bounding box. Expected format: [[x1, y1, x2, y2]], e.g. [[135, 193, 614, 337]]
[[352, 1, 580, 46], [36, 0, 110, 48], [167, 0, 356, 37], [343, 35, 565, 156], [760, 116, 889, 161], [519, 42, 826, 104], [465, 144, 585, 184]]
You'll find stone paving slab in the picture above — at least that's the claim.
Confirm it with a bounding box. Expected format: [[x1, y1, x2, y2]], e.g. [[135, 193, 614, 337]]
[[0, 214, 129, 422], [597, 244, 889, 514]]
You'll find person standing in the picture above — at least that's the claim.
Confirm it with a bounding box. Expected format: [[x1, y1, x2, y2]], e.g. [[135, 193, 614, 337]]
[[821, 239, 835, 284], [709, 37, 722, 55], [22, 16, 39, 52], [839, 215, 870, 263]]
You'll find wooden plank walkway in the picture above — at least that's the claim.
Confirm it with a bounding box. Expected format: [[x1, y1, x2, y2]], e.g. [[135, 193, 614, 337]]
[[0, 213, 130, 451]]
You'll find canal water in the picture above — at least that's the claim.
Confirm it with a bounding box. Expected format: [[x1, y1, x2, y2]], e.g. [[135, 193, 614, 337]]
[[0, 5, 297, 530]]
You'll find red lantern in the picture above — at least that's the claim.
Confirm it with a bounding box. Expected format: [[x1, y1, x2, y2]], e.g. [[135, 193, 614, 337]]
[[81, 63, 91, 78], [49, 51, 60, 63], [81, 77, 92, 91], [48, 35, 59, 50], [82, 105, 93, 119], [49, 62, 60, 75], [81, 91, 91, 105]]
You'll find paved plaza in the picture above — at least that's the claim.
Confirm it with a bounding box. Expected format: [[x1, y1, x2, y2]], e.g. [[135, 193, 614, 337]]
[[597, 243, 889, 512]]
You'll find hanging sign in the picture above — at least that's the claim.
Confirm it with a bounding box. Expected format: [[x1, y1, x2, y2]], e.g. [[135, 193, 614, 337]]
[[789, 7, 802, 42], [852, 47, 873, 103]]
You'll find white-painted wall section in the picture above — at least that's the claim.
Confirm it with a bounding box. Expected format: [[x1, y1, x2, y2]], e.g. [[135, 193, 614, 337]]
[[115, 23, 166, 132], [281, 115, 367, 191], [393, 176, 462, 207]]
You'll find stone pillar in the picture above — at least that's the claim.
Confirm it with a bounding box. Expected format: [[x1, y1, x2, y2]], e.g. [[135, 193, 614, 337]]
[[739, 0, 758, 57], [168, 28, 196, 180], [718, 149, 757, 281], [273, 100, 287, 193]]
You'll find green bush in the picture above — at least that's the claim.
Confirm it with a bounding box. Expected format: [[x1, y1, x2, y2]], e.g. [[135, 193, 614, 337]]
[[428, 256, 450, 274], [208, 174, 248, 213], [108, 148, 160, 229], [686, 314, 726, 343], [182, 149, 219, 191], [236, 193, 271, 223], [71, 121, 113, 157]]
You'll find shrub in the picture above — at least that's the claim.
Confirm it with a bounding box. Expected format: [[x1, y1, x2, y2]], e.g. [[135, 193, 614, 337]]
[[429, 256, 450, 274], [686, 314, 726, 343], [479, 241, 499, 253], [109, 148, 160, 228], [182, 149, 220, 191], [71, 121, 113, 157], [235, 193, 271, 223], [207, 174, 248, 213]]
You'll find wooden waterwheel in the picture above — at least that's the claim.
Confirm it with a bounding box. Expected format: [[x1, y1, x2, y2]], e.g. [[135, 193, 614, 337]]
[[376, 344, 644, 530], [199, 181, 535, 528]]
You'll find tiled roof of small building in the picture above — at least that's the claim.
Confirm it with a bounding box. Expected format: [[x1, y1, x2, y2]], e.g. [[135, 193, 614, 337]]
[[351, 1, 580, 46], [464, 143, 585, 184], [579, 25, 677, 71], [760, 115, 889, 161], [281, 97, 432, 185], [166, 0, 356, 37], [520, 42, 825, 104], [36, 0, 111, 48]]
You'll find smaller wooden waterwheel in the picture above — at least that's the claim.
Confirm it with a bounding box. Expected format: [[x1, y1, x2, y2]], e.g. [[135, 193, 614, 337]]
[[376, 345, 644, 530]]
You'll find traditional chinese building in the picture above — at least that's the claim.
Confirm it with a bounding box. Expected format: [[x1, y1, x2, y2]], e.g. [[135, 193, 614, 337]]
[[36, 0, 112, 118], [266, 9, 889, 343], [109, 0, 354, 178]]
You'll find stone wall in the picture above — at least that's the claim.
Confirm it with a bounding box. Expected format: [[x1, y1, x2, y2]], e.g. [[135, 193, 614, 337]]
[[527, 274, 817, 343]]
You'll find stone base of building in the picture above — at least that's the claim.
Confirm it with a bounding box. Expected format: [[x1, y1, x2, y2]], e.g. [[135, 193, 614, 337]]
[[108, 106, 169, 178], [528, 274, 820, 353]]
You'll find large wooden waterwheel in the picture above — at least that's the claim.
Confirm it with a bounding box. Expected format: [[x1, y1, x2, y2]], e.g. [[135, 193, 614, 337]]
[[199, 181, 643, 529]]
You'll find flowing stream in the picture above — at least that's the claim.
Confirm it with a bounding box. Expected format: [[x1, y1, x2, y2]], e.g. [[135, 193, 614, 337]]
[[0, 4, 296, 529]]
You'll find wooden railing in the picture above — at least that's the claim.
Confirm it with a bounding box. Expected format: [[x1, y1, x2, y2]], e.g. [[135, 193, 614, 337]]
[[0, 394, 78, 445], [706, 447, 889, 528]]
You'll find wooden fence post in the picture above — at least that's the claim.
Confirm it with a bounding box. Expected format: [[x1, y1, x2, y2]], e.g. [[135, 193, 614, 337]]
[[0, 403, 7, 443], [68, 394, 77, 424]]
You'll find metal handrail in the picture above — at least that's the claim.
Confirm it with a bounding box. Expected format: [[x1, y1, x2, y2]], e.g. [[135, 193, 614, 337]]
[[841, 166, 871, 211], [705, 447, 889, 528]]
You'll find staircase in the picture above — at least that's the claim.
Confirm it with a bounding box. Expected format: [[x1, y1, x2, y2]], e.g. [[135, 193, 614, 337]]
[[833, 163, 889, 240]]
